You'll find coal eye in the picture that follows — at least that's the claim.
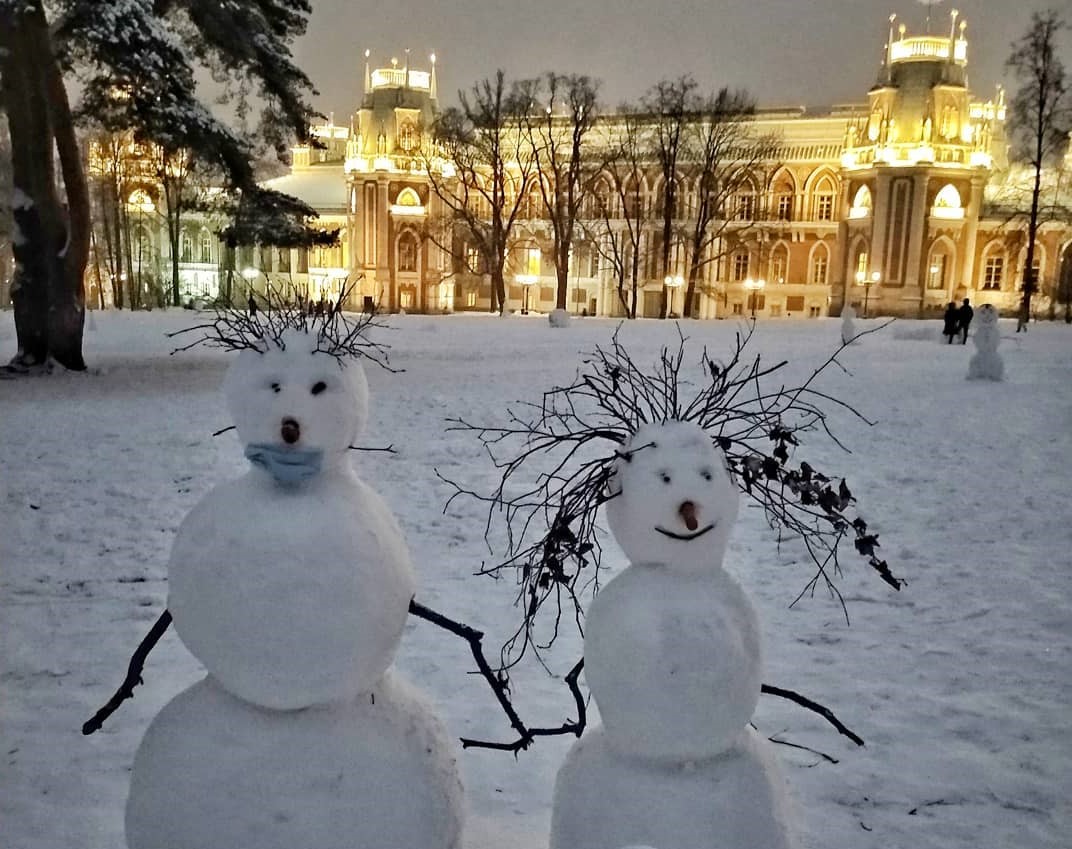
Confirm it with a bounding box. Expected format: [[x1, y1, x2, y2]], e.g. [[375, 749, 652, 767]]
[[701, 468, 713, 481], [659, 472, 671, 484], [311, 381, 327, 396], [270, 382, 281, 393]]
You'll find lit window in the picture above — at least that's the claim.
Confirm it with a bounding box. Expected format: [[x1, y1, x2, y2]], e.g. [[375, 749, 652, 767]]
[[815, 193, 834, 221], [777, 194, 793, 220], [200, 232, 213, 264], [928, 253, 948, 289], [855, 251, 869, 279], [982, 255, 1003, 290], [398, 232, 419, 272], [465, 246, 481, 273], [732, 251, 750, 281], [181, 234, 193, 263], [811, 251, 829, 285], [523, 247, 541, 277], [398, 122, 419, 152], [735, 193, 755, 221]]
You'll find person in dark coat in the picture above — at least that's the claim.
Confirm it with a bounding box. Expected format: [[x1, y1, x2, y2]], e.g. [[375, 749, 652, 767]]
[[956, 298, 974, 344], [247, 293, 258, 316], [942, 302, 958, 344]]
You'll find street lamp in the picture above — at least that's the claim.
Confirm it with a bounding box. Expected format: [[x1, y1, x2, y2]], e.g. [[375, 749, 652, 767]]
[[865, 270, 880, 317], [664, 274, 684, 317], [743, 276, 765, 319]]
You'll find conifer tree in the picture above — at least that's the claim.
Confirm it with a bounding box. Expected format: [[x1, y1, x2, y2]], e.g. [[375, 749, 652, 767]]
[[0, 0, 327, 370]]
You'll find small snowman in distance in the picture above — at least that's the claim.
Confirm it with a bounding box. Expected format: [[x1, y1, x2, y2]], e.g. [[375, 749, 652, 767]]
[[840, 302, 857, 345], [967, 303, 1003, 381], [125, 314, 463, 849], [550, 420, 796, 849]]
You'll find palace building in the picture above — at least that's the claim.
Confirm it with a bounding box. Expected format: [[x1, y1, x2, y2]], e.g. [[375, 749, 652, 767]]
[[70, 10, 1072, 319]]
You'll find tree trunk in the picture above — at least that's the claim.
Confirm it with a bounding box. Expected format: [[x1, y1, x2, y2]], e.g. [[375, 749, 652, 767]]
[[0, 3, 87, 370]]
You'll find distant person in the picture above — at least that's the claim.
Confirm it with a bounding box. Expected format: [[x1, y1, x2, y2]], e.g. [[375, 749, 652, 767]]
[[942, 301, 958, 344], [956, 297, 973, 344], [247, 294, 257, 317]]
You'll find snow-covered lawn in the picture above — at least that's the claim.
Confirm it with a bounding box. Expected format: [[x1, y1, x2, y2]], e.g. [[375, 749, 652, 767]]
[[2, 309, 1070, 848]]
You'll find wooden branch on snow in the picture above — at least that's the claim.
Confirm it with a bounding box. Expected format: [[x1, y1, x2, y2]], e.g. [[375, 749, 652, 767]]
[[82, 609, 172, 735]]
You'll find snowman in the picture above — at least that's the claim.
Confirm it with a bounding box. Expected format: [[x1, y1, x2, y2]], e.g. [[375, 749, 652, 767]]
[[840, 302, 857, 345], [550, 420, 796, 849], [124, 321, 464, 849], [967, 303, 1003, 381]]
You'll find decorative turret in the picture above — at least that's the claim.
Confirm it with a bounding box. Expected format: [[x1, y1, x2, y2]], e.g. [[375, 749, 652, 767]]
[[346, 51, 438, 174], [843, 9, 998, 170]]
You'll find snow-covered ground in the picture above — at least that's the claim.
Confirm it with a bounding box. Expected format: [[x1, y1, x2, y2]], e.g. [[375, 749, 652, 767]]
[[2, 309, 1070, 849]]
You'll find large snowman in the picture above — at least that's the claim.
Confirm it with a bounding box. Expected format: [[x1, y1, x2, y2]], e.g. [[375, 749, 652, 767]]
[[125, 323, 464, 849], [967, 303, 1004, 381], [550, 420, 796, 849]]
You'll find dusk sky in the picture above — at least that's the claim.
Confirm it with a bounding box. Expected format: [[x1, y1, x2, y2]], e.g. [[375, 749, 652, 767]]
[[291, 0, 1064, 119]]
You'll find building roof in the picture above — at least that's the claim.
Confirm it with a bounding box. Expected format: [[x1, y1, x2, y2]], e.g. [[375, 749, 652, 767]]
[[261, 164, 347, 215]]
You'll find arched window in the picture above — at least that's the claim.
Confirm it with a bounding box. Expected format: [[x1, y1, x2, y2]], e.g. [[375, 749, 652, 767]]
[[396, 187, 421, 208], [811, 175, 837, 221], [849, 185, 872, 219], [397, 122, 419, 152], [397, 230, 419, 273], [199, 230, 213, 264], [526, 185, 544, 220], [932, 184, 964, 220], [810, 243, 830, 285], [655, 176, 683, 218], [731, 249, 750, 281], [733, 185, 756, 221], [622, 176, 643, 219], [980, 244, 1005, 291], [768, 242, 789, 284], [588, 177, 614, 218], [927, 240, 955, 290], [848, 237, 869, 284], [181, 232, 193, 263], [770, 172, 795, 221]]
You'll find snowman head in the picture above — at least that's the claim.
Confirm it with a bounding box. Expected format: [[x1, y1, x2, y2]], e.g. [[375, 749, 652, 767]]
[[223, 329, 369, 483], [606, 420, 738, 571], [977, 304, 999, 326]]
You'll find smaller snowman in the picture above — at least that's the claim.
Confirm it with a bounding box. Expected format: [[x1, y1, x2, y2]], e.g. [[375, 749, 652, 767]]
[[550, 421, 796, 849], [125, 314, 464, 849], [840, 302, 857, 345], [967, 303, 1003, 381]]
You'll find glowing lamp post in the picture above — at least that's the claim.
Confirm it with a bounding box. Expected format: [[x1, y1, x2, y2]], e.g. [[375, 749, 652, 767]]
[[744, 276, 765, 319], [865, 271, 880, 317], [664, 274, 684, 318]]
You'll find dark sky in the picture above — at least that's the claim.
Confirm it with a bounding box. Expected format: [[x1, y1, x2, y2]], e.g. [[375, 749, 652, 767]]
[[292, 0, 1065, 119]]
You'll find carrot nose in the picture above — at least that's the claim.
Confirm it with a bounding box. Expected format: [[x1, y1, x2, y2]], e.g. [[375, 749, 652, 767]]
[[281, 417, 301, 445], [679, 500, 698, 531]]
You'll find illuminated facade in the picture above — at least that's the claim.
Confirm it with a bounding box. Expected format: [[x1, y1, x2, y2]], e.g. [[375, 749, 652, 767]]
[[67, 10, 1072, 319]]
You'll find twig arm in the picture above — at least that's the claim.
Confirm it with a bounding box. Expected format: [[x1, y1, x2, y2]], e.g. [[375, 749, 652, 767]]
[[761, 682, 865, 746], [407, 599, 586, 753], [82, 609, 173, 735]]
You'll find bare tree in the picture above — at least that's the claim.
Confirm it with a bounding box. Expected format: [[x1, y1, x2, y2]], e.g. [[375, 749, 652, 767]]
[[425, 72, 538, 314], [1006, 8, 1072, 330], [681, 89, 778, 317], [524, 73, 601, 316], [584, 109, 649, 318], [643, 77, 697, 318]]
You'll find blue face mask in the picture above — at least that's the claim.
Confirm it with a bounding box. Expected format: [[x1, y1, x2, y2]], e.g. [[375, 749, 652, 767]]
[[244, 443, 324, 485]]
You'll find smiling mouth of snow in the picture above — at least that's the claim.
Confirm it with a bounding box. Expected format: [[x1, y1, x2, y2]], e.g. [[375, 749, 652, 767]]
[[654, 522, 716, 541]]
